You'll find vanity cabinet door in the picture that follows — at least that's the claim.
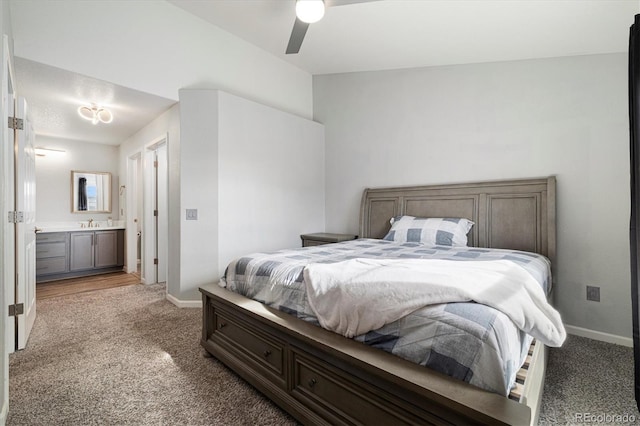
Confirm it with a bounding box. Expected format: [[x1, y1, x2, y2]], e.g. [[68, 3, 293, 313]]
[[36, 232, 69, 278], [95, 231, 118, 268], [69, 232, 94, 271]]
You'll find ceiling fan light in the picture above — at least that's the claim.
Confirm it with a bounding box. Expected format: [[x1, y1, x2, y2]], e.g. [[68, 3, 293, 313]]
[[77, 103, 113, 125], [97, 108, 113, 124], [78, 105, 94, 121], [296, 0, 325, 24]]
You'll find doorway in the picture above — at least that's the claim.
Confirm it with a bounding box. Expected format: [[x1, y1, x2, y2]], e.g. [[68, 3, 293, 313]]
[[127, 136, 167, 286], [126, 152, 142, 279], [144, 138, 167, 284]]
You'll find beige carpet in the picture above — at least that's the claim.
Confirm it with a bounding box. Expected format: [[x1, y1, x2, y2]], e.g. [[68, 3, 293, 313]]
[[538, 334, 638, 425], [8, 282, 639, 425], [8, 283, 295, 425]]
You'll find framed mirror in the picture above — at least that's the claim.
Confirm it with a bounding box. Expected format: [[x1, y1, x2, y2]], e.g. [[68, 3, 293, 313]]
[[71, 171, 112, 213]]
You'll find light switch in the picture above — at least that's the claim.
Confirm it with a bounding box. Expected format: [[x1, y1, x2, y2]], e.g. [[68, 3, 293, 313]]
[[186, 209, 198, 220]]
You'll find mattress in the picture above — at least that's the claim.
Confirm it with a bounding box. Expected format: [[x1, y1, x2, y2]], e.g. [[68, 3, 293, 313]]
[[221, 238, 552, 396]]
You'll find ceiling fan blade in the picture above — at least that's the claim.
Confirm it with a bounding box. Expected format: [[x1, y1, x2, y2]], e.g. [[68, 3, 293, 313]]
[[325, 0, 380, 7], [286, 18, 309, 54]]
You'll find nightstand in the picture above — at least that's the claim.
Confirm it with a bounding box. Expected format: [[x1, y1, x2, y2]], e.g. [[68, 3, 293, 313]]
[[300, 232, 358, 247]]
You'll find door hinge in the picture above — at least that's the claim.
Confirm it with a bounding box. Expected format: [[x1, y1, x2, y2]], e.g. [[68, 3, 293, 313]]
[[153, 210, 158, 217], [8, 303, 24, 317], [8, 116, 23, 130], [153, 161, 158, 168], [8, 211, 24, 223], [154, 258, 158, 265]]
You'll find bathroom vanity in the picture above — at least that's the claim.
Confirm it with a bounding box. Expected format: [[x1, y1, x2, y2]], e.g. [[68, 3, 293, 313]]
[[36, 226, 125, 283], [35, 170, 125, 283]]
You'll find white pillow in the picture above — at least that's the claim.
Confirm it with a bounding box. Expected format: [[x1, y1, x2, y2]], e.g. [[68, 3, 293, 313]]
[[382, 216, 474, 247]]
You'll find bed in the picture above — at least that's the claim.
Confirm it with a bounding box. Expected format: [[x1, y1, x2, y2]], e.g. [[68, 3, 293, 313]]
[[200, 176, 557, 425]]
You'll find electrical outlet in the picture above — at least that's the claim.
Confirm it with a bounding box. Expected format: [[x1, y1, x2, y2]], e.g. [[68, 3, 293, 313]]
[[586, 285, 600, 302], [186, 209, 198, 220]]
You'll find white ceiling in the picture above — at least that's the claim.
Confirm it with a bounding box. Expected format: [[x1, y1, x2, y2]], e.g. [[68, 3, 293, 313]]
[[169, 0, 638, 75], [14, 57, 176, 146], [12, 1, 638, 146]]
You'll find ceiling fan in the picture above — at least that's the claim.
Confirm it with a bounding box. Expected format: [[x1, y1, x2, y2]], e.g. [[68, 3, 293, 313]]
[[286, 0, 379, 54]]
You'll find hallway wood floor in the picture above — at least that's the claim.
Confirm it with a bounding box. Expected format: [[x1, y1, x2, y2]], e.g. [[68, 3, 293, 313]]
[[36, 272, 141, 300]]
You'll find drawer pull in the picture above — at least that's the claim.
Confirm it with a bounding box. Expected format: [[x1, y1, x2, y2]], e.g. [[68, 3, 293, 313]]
[[308, 378, 317, 388], [219, 322, 227, 329], [263, 350, 271, 357]]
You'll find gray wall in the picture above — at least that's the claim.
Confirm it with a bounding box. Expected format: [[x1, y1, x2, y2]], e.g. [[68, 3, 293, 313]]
[[36, 137, 119, 223], [177, 89, 220, 301], [217, 91, 325, 275], [313, 53, 630, 338], [118, 103, 180, 294], [177, 90, 325, 301]]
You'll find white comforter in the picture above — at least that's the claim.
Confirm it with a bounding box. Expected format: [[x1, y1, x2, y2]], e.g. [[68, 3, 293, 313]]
[[303, 258, 566, 347]]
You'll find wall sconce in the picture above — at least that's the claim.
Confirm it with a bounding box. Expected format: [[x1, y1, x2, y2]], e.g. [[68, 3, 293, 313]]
[[34, 147, 66, 157], [78, 103, 113, 125]]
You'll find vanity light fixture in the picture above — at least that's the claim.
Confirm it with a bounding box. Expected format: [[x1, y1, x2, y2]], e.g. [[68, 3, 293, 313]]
[[77, 103, 113, 125], [34, 147, 66, 157]]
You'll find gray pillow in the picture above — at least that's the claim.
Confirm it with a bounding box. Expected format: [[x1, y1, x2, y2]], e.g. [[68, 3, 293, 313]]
[[383, 216, 474, 247]]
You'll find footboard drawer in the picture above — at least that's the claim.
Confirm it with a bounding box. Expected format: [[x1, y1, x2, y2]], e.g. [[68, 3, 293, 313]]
[[210, 307, 286, 386], [291, 350, 426, 425], [201, 284, 533, 426]]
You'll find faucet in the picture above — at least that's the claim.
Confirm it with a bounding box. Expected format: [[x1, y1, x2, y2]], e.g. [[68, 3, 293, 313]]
[[88, 218, 94, 228]]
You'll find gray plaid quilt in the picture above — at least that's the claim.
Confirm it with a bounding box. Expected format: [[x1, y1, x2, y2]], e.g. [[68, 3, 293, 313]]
[[221, 238, 552, 396]]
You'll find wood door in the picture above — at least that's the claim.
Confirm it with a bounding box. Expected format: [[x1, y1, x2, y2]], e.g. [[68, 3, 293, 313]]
[[16, 96, 36, 350], [70, 232, 94, 271]]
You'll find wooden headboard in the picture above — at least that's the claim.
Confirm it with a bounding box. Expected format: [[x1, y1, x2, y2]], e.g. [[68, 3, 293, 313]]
[[359, 177, 556, 264]]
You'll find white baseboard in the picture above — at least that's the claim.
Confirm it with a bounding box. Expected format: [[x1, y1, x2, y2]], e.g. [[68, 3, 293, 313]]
[[166, 292, 202, 308], [565, 324, 632, 347]]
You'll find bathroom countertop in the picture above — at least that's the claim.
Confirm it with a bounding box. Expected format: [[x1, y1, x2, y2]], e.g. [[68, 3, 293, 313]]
[[34, 221, 126, 234], [35, 225, 126, 234]]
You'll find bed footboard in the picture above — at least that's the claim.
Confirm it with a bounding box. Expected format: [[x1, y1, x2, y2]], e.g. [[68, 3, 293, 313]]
[[200, 284, 534, 426]]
